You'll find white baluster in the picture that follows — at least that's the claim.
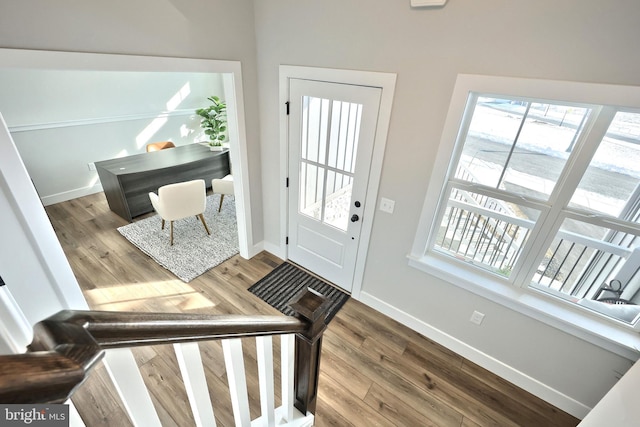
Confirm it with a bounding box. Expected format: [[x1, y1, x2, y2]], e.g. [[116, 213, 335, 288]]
[[174, 342, 217, 427], [103, 348, 162, 427], [222, 338, 251, 427], [67, 400, 85, 427], [256, 336, 275, 427], [281, 334, 295, 422]]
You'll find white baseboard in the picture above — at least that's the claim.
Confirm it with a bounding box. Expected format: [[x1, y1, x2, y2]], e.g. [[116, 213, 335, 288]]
[[262, 241, 285, 260], [358, 291, 591, 420], [40, 184, 103, 206], [248, 241, 265, 258]]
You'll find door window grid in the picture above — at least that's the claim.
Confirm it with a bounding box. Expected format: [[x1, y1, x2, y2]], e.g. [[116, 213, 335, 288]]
[[299, 95, 362, 231]]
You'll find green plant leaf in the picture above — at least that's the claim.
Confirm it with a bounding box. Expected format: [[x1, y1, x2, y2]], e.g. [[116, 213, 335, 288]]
[[196, 95, 227, 142]]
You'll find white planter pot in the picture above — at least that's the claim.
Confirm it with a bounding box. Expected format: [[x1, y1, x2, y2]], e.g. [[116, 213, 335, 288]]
[[197, 141, 223, 151]]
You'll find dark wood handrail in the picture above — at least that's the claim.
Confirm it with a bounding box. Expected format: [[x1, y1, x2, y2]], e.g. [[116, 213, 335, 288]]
[[0, 353, 85, 403], [0, 287, 329, 415], [33, 310, 307, 348]]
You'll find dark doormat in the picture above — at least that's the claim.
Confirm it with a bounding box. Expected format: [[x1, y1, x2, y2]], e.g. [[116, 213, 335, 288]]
[[248, 262, 350, 324]]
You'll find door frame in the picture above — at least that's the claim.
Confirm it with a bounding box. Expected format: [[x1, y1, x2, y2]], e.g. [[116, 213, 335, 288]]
[[279, 65, 396, 298], [0, 48, 255, 259]]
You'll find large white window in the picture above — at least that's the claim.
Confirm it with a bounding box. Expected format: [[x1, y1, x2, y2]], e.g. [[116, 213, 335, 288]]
[[411, 75, 640, 352]]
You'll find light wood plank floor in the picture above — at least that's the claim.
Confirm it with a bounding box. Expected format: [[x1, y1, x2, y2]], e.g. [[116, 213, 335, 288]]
[[46, 192, 579, 426]]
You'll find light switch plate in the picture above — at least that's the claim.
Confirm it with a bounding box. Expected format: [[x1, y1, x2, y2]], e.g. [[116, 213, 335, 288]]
[[379, 197, 395, 214]]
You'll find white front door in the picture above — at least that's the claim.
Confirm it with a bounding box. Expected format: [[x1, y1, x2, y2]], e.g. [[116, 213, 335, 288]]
[[287, 79, 382, 292]]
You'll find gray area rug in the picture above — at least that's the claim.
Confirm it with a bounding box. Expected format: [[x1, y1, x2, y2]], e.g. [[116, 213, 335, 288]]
[[117, 195, 238, 282]]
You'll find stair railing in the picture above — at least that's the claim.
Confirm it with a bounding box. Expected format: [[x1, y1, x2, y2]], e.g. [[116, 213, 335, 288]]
[[0, 287, 330, 427]]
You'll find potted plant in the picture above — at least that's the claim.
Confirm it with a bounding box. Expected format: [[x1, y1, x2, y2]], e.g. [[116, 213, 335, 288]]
[[195, 95, 227, 151]]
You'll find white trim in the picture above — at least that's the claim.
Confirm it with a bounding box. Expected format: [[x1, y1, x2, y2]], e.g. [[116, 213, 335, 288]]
[[263, 241, 285, 260], [40, 183, 103, 206], [443, 74, 640, 109], [408, 253, 640, 360], [250, 241, 266, 259], [0, 285, 32, 353], [410, 75, 471, 257], [8, 109, 193, 133], [0, 47, 254, 259], [279, 69, 293, 268], [0, 48, 243, 73], [358, 290, 593, 420], [278, 65, 396, 299], [222, 70, 253, 259]]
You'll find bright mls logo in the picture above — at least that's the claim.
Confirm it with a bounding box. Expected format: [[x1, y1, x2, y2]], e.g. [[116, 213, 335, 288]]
[[1, 405, 68, 426]]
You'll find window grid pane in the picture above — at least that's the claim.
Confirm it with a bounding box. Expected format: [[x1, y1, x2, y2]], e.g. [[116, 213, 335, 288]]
[[298, 95, 362, 228], [299, 162, 324, 220], [455, 96, 591, 201], [570, 111, 640, 218], [434, 188, 537, 277], [527, 109, 640, 324], [531, 218, 640, 297]]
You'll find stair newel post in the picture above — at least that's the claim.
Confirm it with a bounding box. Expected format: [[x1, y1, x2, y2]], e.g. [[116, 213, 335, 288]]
[[288, 287, 331, 416]]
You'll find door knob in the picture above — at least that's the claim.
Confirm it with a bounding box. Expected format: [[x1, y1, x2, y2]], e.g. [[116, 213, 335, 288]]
[[351, 214, 360, 222]]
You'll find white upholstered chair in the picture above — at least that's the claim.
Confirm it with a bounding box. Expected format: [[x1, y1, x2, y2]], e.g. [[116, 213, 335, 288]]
[[148, 179, 210, 245], [211, 174, 234, 212]]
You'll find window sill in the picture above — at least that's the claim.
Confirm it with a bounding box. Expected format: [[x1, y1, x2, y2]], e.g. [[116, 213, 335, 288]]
[[408, 252, 640, 361]]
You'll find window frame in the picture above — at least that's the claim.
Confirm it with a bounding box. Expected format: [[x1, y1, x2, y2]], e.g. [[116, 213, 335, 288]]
[[410, 74, 640, 358]]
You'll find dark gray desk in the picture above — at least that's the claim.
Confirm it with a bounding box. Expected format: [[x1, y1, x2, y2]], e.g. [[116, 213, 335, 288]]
[[96, 144, 230, 222]]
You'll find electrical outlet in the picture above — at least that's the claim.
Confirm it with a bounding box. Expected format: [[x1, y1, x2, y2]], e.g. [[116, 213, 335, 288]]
[[470, 311, 485, 325], [87, 162, 96, 171], [379, 197, 395, 214]]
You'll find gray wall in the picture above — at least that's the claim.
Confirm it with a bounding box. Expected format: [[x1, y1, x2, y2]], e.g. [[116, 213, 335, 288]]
[[253, 0, 640, 413], [1, 0, 639, 415]]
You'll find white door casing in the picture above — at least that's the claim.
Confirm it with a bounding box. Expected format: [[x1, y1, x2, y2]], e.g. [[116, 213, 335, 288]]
[[0, 48, 254, 259], [279, 66, 397, 297]]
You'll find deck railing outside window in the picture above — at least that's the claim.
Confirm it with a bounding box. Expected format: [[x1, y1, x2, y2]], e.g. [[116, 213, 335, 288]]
[[429, 95, 640, 326]]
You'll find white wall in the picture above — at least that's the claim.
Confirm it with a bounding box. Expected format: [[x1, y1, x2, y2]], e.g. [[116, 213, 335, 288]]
[[0, 69, 223, 125], [253, 0, 640, 416], [0, 69, 224, 204]]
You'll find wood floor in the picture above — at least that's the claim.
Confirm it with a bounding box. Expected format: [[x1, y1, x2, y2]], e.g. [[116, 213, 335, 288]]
[[46, 192, 579, 427]]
